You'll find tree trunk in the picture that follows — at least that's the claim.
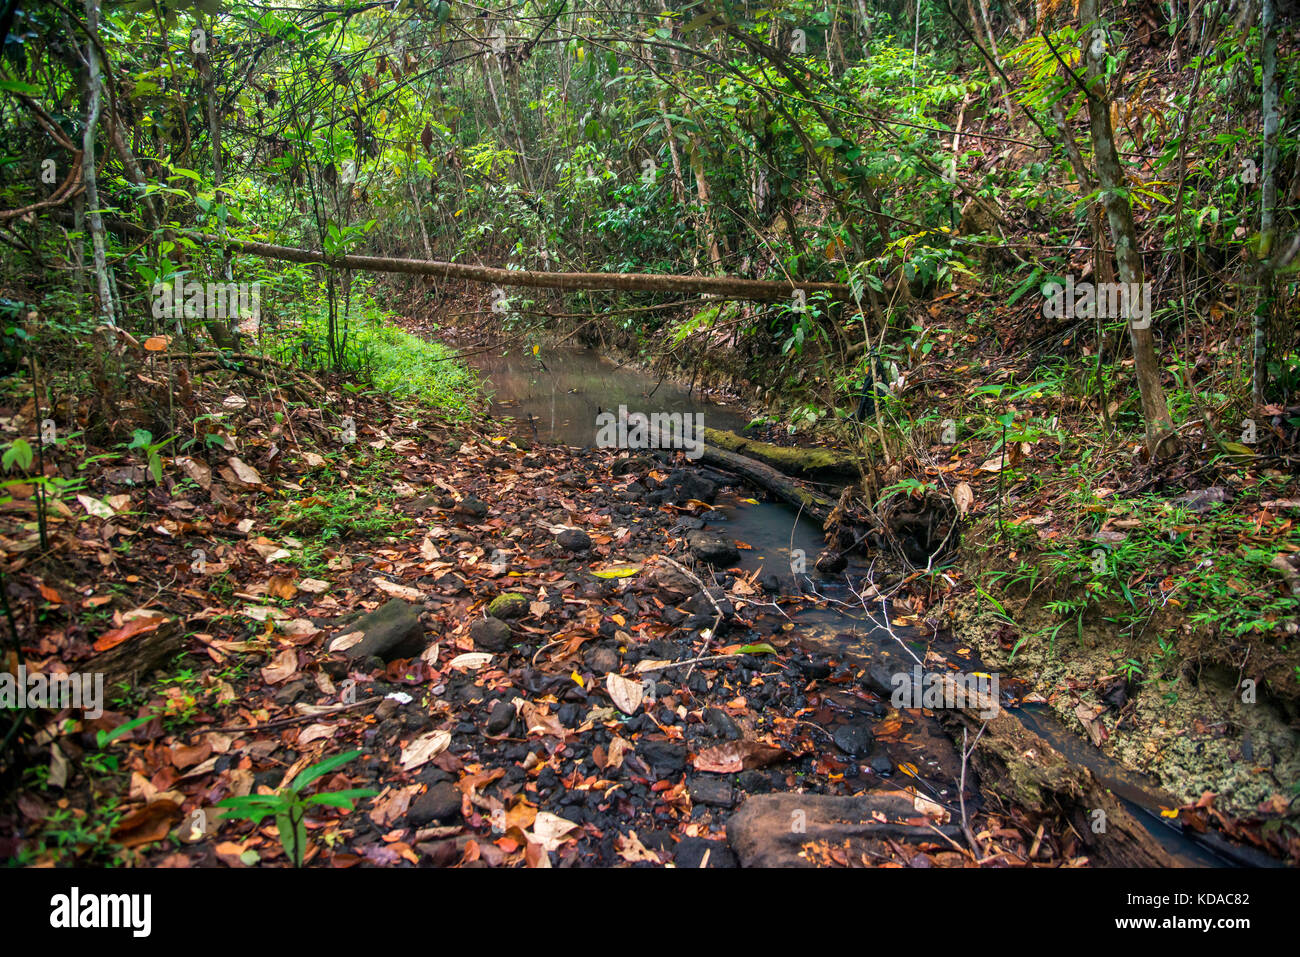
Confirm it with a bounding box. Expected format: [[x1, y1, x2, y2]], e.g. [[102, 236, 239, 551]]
[[1079, 0, 1175, 457], [1253, 0, 1279, 407], [80, 0, 115, 326]]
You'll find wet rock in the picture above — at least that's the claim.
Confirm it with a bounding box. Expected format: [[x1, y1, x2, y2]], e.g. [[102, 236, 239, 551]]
[[637, 739, 686, 776], [615, 482, 647, 502], [688, 587, 734, 620], [727, 793, 960, 867], [341, 599, 426, 663], [669, 471, 717, 504], [798, 658, 832, 680], [408, 782, 462, 825], [646, 563, 697, 602], [486, 699, 515, 735], [273, 678, 311, 707], [867, 749, 894, 775], [833, 721, 874, 756], [557, 528, 592, 552], [673, 837, 737, 868], [470, 616, 513, 652], [686, 531, 740, 566], [703, 707, 742, 741], [612, 455, 655, 476], [736, 770, 771, 794], [688, 776, 735, 808], [486, 592, 529, 619], [815, 549, 847, 574]]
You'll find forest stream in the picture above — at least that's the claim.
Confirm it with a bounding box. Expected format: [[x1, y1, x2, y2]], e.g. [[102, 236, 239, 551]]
[[465, 343, 1275, 868]]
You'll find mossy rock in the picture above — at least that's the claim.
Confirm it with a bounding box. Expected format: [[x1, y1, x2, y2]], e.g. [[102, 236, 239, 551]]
[[486, 592, 530, 619]]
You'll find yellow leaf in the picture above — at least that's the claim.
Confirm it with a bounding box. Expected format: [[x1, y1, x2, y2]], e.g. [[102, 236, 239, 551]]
[[591, 564, 641, 579], [898, 763, 919, 778], [570, 670, 584, 688]]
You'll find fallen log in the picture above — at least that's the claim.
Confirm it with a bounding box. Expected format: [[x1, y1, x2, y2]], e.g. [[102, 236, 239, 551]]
[[934, 675, 1181, 867], [704, 427, 860, 479], [84, 619, 186, 692], [96, 219, 853, 302], [698, 443, 840, 522]]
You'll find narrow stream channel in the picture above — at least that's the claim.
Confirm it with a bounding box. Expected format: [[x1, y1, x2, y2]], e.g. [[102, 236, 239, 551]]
[[465, 343, 1257, 867]]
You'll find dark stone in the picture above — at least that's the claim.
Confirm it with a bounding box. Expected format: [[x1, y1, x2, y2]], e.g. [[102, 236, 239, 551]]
[[688, 776, 734, 808], [833, 721, 874, 756], [341, 599, 425, 663], [868, 750, 894, 775], [637, 740, 686, 776], [486, 699, 515, 735], [616, 482, 647, 502], [798, 659, 832, 680], [703, 707, 741, 741], [273, 679, 311, 707], [470, 616, 513, 652], [687, 531, 740, 566], [815, 549, 847, 574], [736, 770, 771, 794], [611, 455, 655, 476], [670, 472, 717, 504], [408, 782, 462, 825], [557, 528, 592, 552], [454, 496, 489, 519]]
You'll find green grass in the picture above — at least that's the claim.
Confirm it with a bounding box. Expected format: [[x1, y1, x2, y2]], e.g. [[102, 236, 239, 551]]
[[270, 284, 479, 415]]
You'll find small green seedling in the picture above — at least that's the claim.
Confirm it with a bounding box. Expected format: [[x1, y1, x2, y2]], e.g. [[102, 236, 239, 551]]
[[217, 750, 375, 867]]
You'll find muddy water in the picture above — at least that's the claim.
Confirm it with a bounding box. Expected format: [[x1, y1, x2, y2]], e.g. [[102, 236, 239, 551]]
[[465, 345, 750, 446], [466, 342, 1236, 867]]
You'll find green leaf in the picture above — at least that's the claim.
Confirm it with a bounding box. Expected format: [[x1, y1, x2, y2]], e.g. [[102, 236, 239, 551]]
[[96, 714, 154, 748], [305, 788, 377, 810], [737, 643, 776, 655], [276, 811, 298, 866], [287, 749, 366, 794], [2, 438, 33, 473]]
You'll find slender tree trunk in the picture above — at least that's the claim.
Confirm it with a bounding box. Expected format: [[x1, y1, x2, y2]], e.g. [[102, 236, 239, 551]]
[[690, 138, 723, 271], [1079, 0, 1175, 456], [1253, 0, 1279, 407], [81, 0, 114, 326], [658, 95, 687, 207], [197, 13, 238, 349]]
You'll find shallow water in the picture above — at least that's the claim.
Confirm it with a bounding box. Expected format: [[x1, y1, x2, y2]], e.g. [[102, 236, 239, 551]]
[[465, 345, 751, 447]]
